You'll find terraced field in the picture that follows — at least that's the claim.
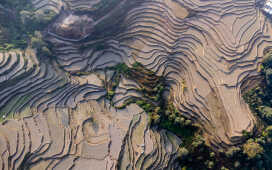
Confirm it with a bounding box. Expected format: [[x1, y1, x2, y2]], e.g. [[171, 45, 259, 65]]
[[0, 101, 180, 169], [0, 0, 272, 169], [0, 49, 106, 117], [46, 0, 272, 148]]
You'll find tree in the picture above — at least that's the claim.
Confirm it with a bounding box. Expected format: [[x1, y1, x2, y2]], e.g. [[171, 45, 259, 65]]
[[225, 146, 240, 158], [234, 161, 240, 168], [169, 113, 176, 121], [207, 161, 214, 169], [30, 31, 53, 57], [151, 113, 160, 124], [31, 31, 45, 50], [264, 126, 272, 137], [243, 139, 264, 159], [263, 53, 272, 69], [209, 152, 215, 158], [192, 134, 204, 148], [265, 68, 272, 86], [177, 147, 189, 159], [259, 106, 272, 121], [185, 119, 192, 126], [220, 166, 229, 170], [40, 46, 52, 57], [174, 117, 181, 125]]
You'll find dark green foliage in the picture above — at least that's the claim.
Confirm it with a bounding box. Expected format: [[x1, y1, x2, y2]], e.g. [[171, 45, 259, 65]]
[[242, 130, 254, 140], [207, 161, 214, 169], [0, 0, 56, 51], [31, 33, 45, 49], [106, 90, 115, 101], [259, 106, 272, 120], [243, 52, 272, 122], [30, 31, 53, 58], [114, 63, 130, 75], [160, 119, 196, 147], [178, 147, 189, 159], [0, 0, 29, 50], [265, 68, 272, 85], [263, 54, 272, 68], [104, 63, 131, 102], [240, 50, 272, 169], [243, 139, 264, 159]]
